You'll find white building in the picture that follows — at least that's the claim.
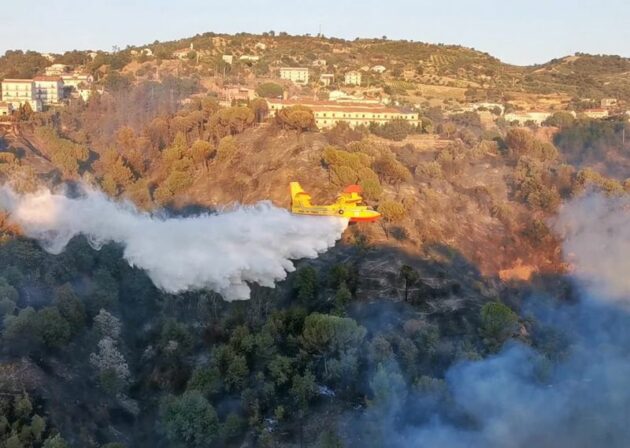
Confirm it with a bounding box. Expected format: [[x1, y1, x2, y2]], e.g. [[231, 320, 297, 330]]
[[61, 73, 93, 90], [344, 70, 362, 86], [600, 98, 618, 108], [1, 79, 42, 112], [173, 43, 194, 60], [319, 73, 334, 86], [222, 54, 234, 65], [255, 42, 267, 51], [312, 59, 327, 67], [279, 67, 309, 85], [45, 64, 69, 76], [34, 76, 63, 106], [267, 98, 419, 129], [371, 65, 387, 73], [583, 108, 610, 119], [504, 111, 552, 125], [239, 55, 260, 62]]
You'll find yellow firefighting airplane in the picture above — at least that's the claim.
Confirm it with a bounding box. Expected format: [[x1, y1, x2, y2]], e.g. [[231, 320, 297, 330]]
[[289, 182, 381, 222]]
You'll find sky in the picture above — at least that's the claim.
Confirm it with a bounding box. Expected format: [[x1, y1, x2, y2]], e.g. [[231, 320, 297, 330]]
[[0, 0, 628, 66]]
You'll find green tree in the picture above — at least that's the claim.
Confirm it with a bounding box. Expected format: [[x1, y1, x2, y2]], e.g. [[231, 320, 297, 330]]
[[160, 391, 219, 447], [30, 414, 46, 442], [54, 284, 86, 335], [190, 140, 213, 169], [290, 370, 316, 410], [378, 201, 406, 236], [276, 106, 316, 132], [255, 82, 283, 98], [5, 434, 23, 448], [14, 393, 33, 418], [370, 119, 412, 141], [36, 307, 71, 348], [268, 355, 295, 387], [294, 266, 318, 302], [42, 434, 69, 448], [225, 355, 249, 391], [301, 313, 366, 377], [400, 265, 419, 302], [249, 98, 269, 123], [369, 363, 405, 405], [480, 301, 519, 351], [334, 282, 352, 311], [216, 135, 237, 162], [208, 106, 254, 140], [187, 366, 222, 396], [543, 111, 575, 128]]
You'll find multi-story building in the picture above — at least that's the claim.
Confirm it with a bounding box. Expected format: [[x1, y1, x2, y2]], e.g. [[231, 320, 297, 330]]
[[60, 73, 94, 91], [279, 67, 309, 85], [34, 76, 63, 106], [344, 70, 362, 86], [1, 79, 41, 112], [266, 98, 418, 129]]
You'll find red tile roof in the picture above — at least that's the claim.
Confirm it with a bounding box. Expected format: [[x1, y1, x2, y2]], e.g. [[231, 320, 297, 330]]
[[267, 98, 415, 115]]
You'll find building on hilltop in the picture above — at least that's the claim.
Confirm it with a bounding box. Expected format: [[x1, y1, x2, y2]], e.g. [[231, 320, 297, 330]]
[[1, 79, 42, 112], [222, 54, 234, 65], [61, 73, 94, 90], [319, 73, 334, 86], [371, 65, 386, 74], [173, 43, 194, 60], [344, 70, 362, 86], [600, 98, 618, 108], [266, 98, 418, 129], [239, 55, 260, 63], [583, 108, 610, 119], [34, 76, 63, 106], [328, 90, 380, 104], [44, 64, 70, 76], [504, 111, 552, 125], [279, 67, 309, 85]]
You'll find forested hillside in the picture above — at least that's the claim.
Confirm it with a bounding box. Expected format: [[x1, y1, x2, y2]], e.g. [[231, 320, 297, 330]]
[[0, 31, 630, 448]]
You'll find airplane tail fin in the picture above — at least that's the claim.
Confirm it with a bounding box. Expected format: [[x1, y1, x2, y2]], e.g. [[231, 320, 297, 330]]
[[290, 182, 312, 208]]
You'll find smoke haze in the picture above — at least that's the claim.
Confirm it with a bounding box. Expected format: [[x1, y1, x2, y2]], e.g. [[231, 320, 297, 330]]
[[555, 193, 630, 304], [348, 192, 630, 448], [0, 186, 347, 300]]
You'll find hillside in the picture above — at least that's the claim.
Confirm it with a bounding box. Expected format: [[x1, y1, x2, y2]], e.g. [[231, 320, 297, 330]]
[[0, 31, 629, 448]]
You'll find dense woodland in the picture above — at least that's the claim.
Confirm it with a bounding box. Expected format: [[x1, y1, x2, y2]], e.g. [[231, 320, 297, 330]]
[[1, 33, 630, 447]]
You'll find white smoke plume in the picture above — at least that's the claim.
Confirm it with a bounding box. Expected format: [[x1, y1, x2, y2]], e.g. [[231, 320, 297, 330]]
[[0, 186, 348, 300], [555, 192, 630, 304]]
